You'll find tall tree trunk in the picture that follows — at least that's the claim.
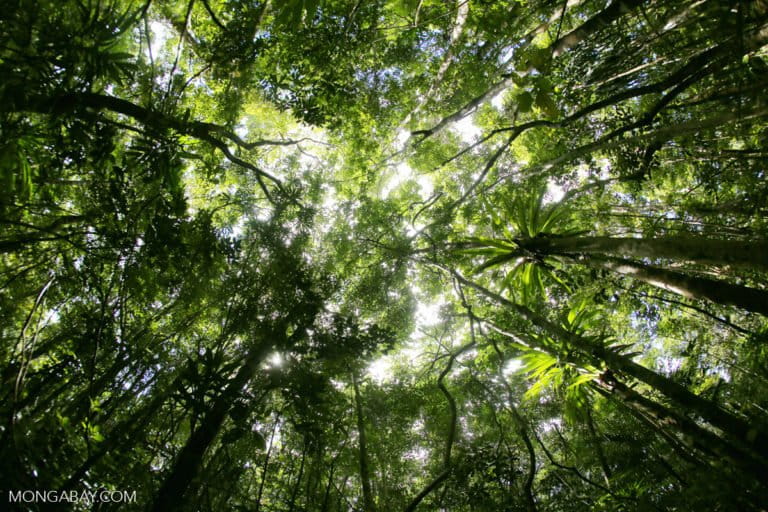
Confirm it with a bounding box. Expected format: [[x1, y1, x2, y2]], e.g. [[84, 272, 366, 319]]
[[287, 438, 307, 512], [150, 341, 271, 512], [321, 437, 348, 512], [320, 455, 336, 512], [352, 372, 376, 512], [522, 235, 768, 270], [589, 385, 705, 466], [550, 0, 646, 58], [585, 407, 612, 487], [448, 268, 768, 460], [593, 375, 768, 479], [582, 255, 768, 316], [255, 413, 281, 512]]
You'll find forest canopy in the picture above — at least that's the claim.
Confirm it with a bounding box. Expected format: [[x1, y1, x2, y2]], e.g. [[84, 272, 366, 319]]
[[1, 0, 768, 510]]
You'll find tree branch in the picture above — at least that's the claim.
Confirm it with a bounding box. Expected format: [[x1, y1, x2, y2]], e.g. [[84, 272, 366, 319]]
[[409, 0, 648, 143], [200, 0, 225, 29], [23, 92, 286, 201], [404, 339, 474, 512]]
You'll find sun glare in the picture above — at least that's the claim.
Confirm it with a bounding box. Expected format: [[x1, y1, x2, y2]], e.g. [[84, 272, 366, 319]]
[[367, 357, 392, 383], [267, 352, 283, 368]]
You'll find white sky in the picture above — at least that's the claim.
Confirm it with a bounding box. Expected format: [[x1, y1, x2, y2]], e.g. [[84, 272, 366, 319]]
[[147, 21, 170, 59], [367, 288, 446, 383], [380, 161, 434, 200], [544, 180, 566, 203], [491, 90, 507, 110], [453, 114, 482, 143]]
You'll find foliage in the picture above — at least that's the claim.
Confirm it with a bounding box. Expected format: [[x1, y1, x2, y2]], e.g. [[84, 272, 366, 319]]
[[1, 0, 767, 511]]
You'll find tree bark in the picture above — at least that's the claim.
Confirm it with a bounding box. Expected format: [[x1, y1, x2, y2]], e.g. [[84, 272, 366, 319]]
[[446, 268, 768, 460], [287, 438, 307, 512], [255, 413, 281, 512], [522, 235, 768, 270], [550, 0, 646, 58], [583, 255, 768, 316], [150, 341, 272, 512], [352, 372, 376, 512], [594, 375, 768, 479]]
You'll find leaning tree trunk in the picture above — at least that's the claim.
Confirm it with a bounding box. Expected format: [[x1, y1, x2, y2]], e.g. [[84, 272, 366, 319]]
[[150, 341, 272, 512], [449, 269, 768, 460], [523, 299, 768, 462], [580, 254, 768, 316], [593, 373, 768, 478], [521, 235, 768, 270]]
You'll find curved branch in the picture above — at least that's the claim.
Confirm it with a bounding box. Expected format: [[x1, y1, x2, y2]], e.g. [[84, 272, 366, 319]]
[[485, 334, 538, 512], [410, 0, 648, 143], [533, 430, 635, 502], [404, 340, 474, 512], [403, 469, 451, 512], [20, 92, 285, 201]]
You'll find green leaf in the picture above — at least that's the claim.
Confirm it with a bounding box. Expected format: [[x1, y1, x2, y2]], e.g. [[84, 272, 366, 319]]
[[520, 350, 558, 379], [535, 92, 558, 118], [464, 236, 517, 251], [516, 91, 534, 113], [568, 372, 596, 389], [252, 430, 267, 451], [473, 250, 521, 273]]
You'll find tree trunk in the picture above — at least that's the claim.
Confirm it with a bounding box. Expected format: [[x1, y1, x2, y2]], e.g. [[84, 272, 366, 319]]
[[594, 375, 768, 479], [287, 438, 307, 512], [320, 454, 337, 512], [321, 437, 348, 512], [522, 235, 768, 270], [150, 341, 271, 512], [255, 413, 281, 512], [530, 302, 768, 461], [448, 269, 768, 461], [352, 372, 376, 512], [550, 0, 646, 58], [583, 255, 768, 316]]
